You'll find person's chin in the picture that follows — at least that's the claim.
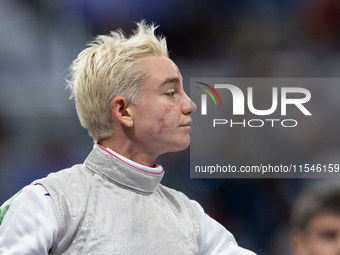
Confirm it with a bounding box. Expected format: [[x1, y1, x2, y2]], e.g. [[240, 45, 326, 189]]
[[173, 138, 190, 152]]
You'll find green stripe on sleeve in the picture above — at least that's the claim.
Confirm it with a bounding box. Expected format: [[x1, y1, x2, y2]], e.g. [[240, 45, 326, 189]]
[[0, 189, 22, 226]]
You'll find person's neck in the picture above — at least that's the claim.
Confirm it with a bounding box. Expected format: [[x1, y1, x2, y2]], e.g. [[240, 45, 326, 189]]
[[99, 137, 157, 167]]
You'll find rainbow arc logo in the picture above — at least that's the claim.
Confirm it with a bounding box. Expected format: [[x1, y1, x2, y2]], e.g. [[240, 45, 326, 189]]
[[196, 82, 222, 115]]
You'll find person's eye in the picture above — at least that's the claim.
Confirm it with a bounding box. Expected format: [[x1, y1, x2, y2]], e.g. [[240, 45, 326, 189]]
[[166, 90, 175, 98], [320, 230, 337, 241]]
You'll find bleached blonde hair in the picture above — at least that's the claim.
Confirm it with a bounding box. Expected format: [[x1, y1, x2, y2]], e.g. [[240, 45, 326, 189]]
[[67, 21, 168, 142]]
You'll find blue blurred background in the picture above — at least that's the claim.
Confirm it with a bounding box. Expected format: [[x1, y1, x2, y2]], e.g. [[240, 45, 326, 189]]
[[2, 0, 340, 254]]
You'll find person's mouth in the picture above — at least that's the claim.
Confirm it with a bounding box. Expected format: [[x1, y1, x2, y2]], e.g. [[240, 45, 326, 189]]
[[179, 120, 192, 130]]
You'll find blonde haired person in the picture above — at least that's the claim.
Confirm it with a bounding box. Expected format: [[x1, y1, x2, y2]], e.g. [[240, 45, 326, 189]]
[[0, 21, 256, 255], [69, 21, 168, 142]]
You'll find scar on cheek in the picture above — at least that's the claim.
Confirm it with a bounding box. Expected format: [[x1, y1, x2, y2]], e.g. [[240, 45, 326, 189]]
[[157, 118, 167, 134]]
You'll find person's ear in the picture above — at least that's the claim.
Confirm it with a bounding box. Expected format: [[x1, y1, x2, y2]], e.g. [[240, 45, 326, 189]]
[[290, 229, 308, 255], [110, 96, 133, 127]]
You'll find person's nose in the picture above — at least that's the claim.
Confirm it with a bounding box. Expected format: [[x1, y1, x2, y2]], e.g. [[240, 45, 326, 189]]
[[189, 99, 197, 115], [182, 93, 197, 115]]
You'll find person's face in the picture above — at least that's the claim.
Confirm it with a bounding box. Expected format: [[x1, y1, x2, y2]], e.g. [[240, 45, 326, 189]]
[[291, 212, 340, 255], [129, 55, 196, 157]]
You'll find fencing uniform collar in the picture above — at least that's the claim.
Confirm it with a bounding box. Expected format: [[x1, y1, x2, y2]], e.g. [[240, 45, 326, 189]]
[[103, 146, 163, 174], [83, 144, 164, 195]]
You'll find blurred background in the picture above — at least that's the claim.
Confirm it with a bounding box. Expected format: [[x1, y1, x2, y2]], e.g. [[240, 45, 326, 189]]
[[1, 0, 340, 254]]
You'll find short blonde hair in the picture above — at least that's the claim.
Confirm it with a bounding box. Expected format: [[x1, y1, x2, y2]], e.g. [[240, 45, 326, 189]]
[[67, 21, 168, 142]]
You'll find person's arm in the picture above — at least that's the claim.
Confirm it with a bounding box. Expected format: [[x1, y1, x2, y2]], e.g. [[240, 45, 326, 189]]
[[0, 185, 60, 254], [191, 200, 256, 255]]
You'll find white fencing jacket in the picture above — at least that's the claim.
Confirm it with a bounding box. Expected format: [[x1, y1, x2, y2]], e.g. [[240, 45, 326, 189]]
[[0, 144, 256, 255]]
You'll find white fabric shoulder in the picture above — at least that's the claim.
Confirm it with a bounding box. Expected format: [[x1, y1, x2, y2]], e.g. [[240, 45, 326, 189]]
[[191, 200, 256, 255], [0, 184, 60, 255]]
